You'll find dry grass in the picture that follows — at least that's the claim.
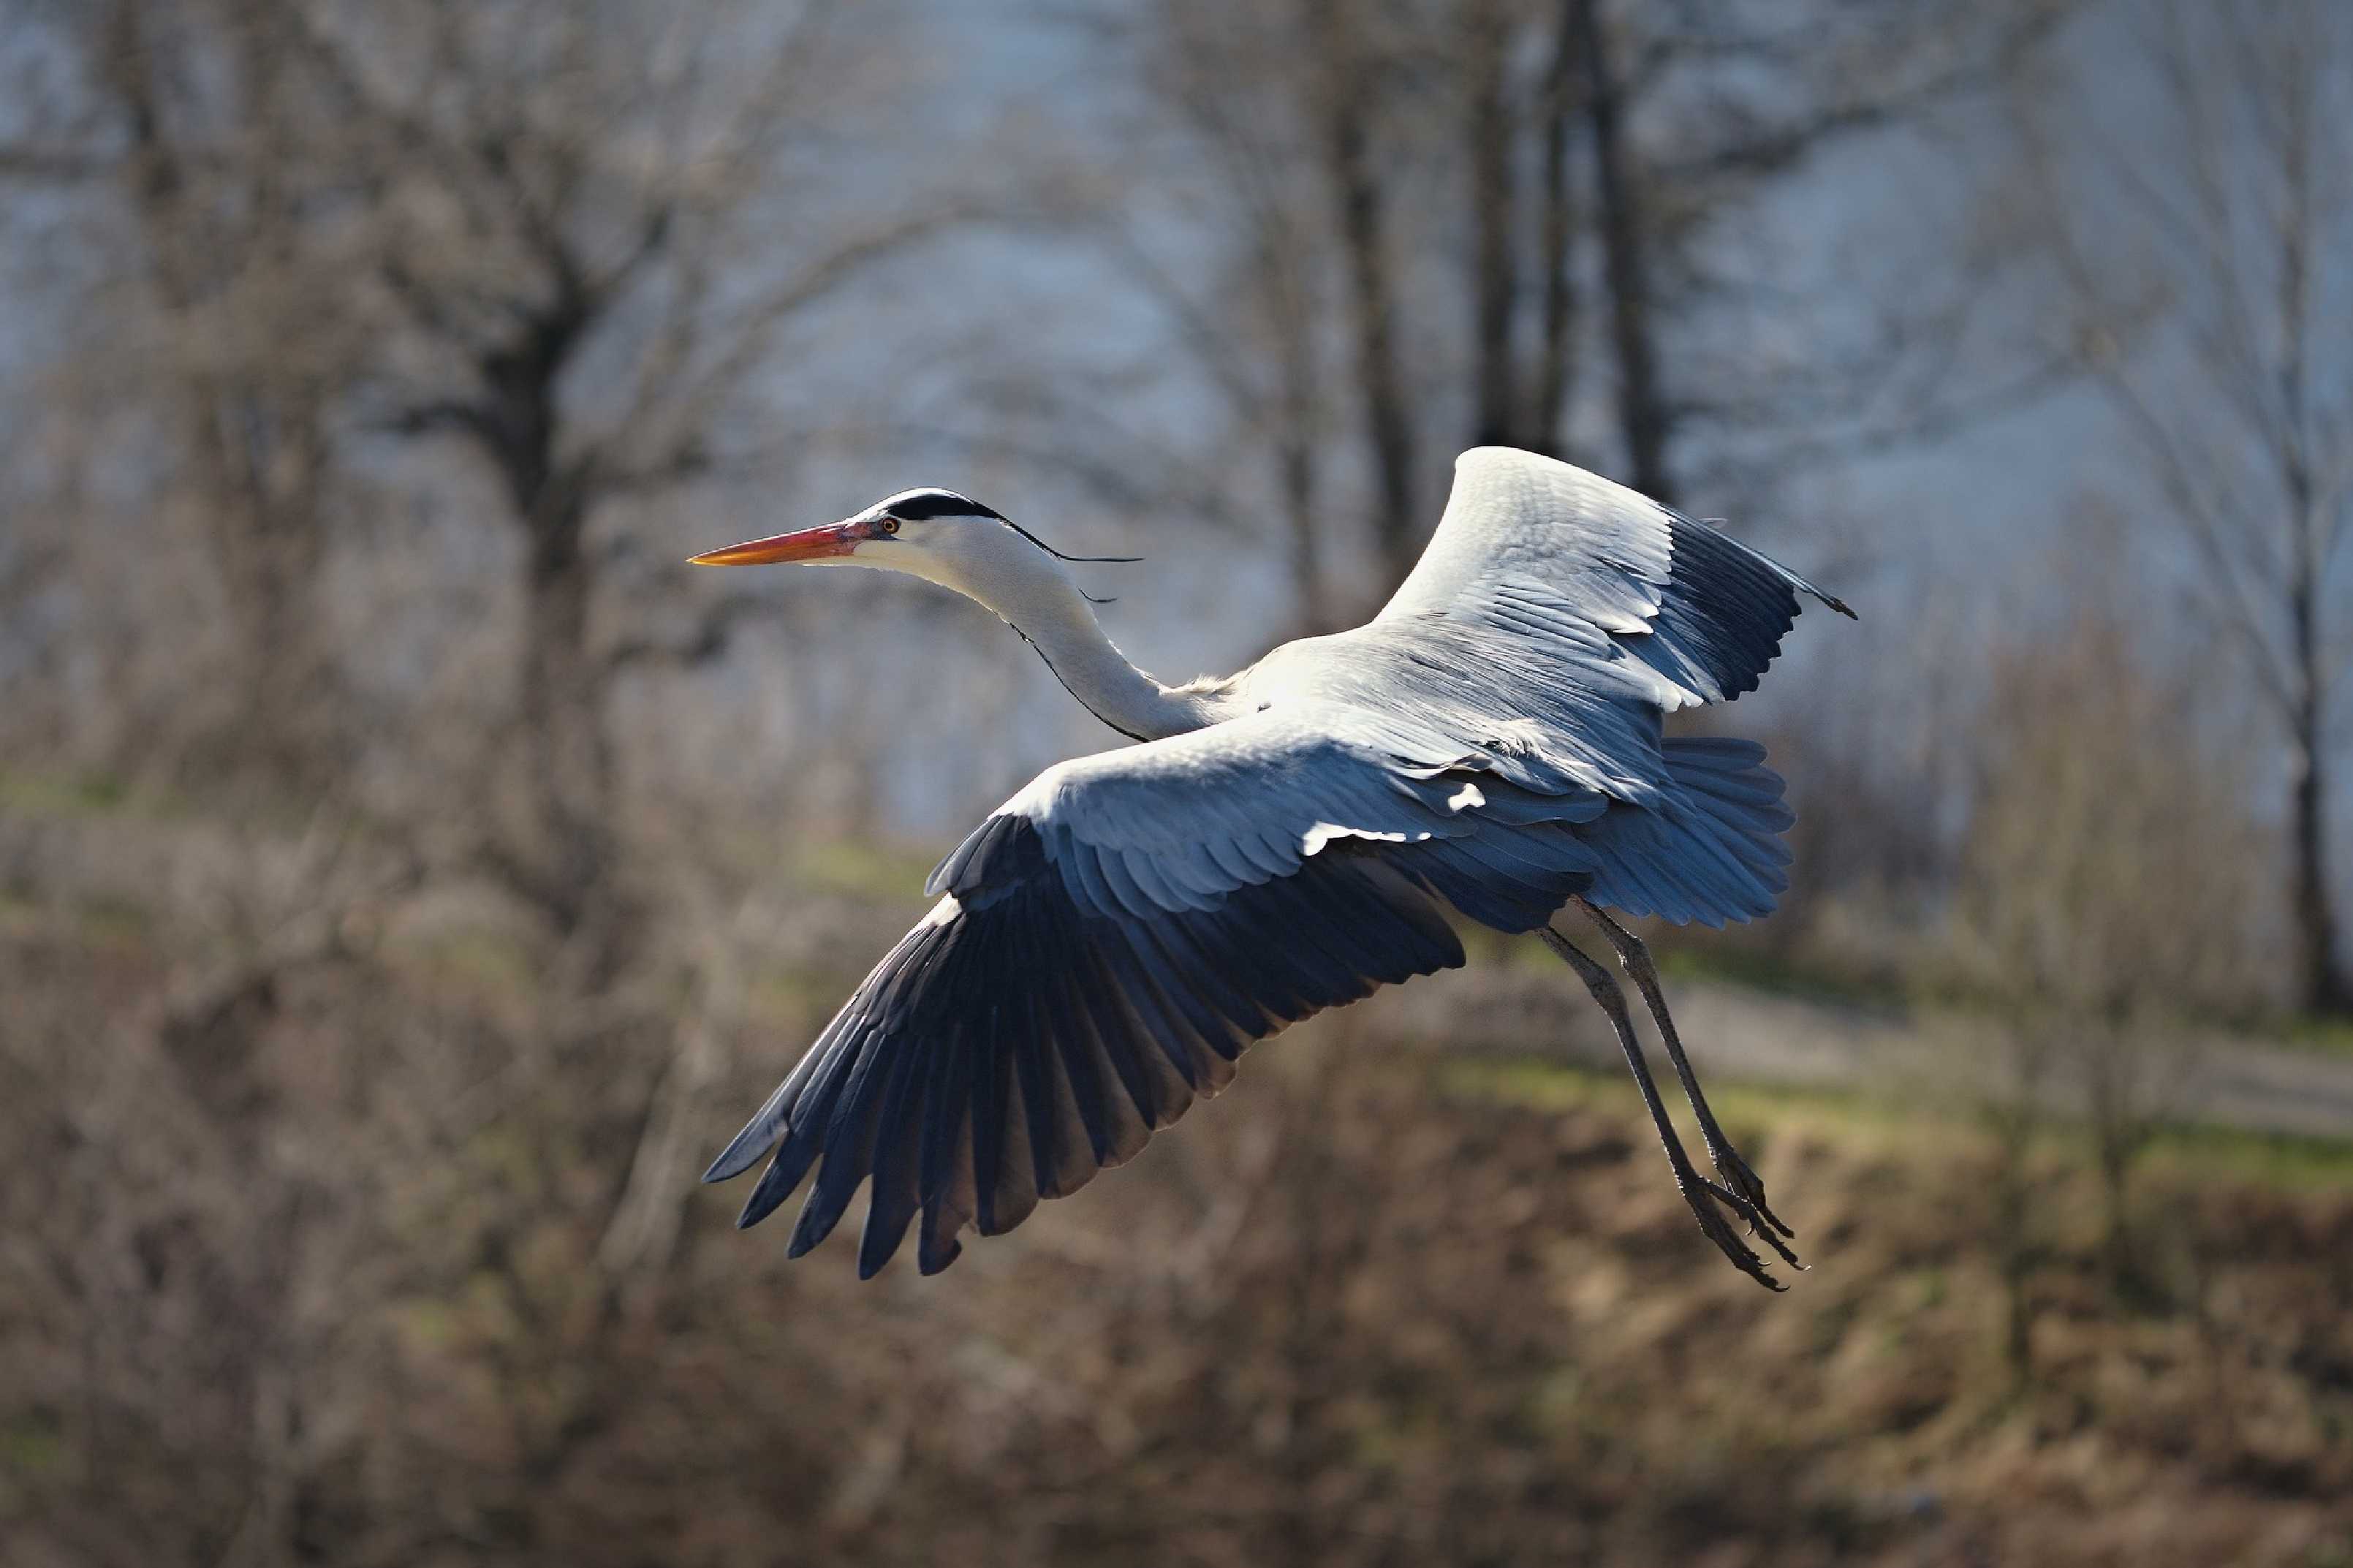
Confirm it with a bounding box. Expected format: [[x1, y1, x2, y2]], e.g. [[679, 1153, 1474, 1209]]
[[4, 887, 2350, 1568]]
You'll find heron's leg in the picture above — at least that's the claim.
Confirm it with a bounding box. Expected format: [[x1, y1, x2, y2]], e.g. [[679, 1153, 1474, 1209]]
[[1539, 927, 1795, 1289], [1573, 897, 1795, 1241]]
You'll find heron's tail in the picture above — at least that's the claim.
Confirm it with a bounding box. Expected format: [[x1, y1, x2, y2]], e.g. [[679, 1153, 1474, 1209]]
[[1573, 737, 1795, 926]]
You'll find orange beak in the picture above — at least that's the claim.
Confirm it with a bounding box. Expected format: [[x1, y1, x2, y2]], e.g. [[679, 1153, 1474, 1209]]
[[687, 519, 866, 567]]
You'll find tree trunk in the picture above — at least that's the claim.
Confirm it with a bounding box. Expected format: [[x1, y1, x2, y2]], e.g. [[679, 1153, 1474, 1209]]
[[518, 488, 619, 956], [1466, 0, 1517, 450], [1533, 1, 1582, 458], [2080, 1025, 2154, 1303], [1573, 0, 1674, 504], [1989, 1107, 2038, 1386], [2288, 677, 2348, 1015], [1259, 212, 1335, 636], [1278, 429, 1333, 637], [1313, 2, 1421, 596], [2275, 95, 2349, 1018], [203, 404, 336, 787], [459, 289, 632, 977], [100, 0, 338, 789]]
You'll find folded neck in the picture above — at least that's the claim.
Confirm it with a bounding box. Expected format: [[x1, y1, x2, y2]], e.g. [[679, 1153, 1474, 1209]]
[[882, 529, 1228, 742]]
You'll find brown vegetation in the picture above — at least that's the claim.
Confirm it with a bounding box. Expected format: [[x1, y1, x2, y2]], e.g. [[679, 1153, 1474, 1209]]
[[4, 866, 2351, 1565]]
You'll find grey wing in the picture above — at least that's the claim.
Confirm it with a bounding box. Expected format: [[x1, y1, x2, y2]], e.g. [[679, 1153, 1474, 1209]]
[[1255, 447, 1846, 925], [1378, 447, 1854, 711], [700, 705, 1611, 1278]]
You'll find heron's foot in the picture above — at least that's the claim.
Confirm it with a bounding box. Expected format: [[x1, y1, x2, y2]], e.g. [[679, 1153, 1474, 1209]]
[[1704, 1134, 1795, 1242], [1681, 1171, 1803, 1289]]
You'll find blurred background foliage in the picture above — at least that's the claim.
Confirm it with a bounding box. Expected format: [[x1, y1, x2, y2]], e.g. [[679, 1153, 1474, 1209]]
[[1, 0, 2351, 1564]]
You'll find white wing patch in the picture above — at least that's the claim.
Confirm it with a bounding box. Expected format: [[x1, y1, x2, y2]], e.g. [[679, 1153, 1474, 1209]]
[[1301, 822, 1429, 857]]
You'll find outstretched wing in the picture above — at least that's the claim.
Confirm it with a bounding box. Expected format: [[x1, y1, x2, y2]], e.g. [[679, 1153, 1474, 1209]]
[[1378, 447, 1853, 712], [702, 705, 1607, 1277]]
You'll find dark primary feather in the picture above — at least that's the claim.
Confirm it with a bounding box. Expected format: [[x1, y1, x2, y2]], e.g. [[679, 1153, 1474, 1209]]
[[706, 818, 1465, 1277]]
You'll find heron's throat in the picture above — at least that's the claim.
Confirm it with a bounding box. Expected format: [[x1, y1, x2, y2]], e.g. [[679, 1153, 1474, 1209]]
[[1005, 588, 1222, 743], [926, 549, 1219, 742]]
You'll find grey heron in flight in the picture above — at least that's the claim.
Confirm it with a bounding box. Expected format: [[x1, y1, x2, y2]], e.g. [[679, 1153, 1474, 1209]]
[[689, 447, 1853, 1289]]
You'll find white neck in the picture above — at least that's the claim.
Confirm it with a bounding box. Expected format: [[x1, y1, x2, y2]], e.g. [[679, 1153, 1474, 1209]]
[[866, 525, 1231, 742]]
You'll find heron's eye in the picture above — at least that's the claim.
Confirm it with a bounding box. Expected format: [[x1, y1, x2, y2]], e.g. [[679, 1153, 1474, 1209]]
[[877, 516, 901, 536]]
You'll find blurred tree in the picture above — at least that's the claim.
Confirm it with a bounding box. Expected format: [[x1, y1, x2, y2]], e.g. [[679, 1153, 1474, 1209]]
[[1467, 0, 1582, 457], [268, 0, 955, 974], [40, 0, 365, 791], [1463, 0, 1520, 451], [1110, 0, 2066, 633], [1574, 0, 2074, 511], [1978, 1030, 2051, 1381], [1530, 1, 1584, 454], [1308, 0, 1425, 592], [2010, 0, 2353, 1015], [1569, 0, 1672, 501], [1110, 4, 1350, 631], [7, 0, 962, 939], [1955, 572, 2276, 1293]]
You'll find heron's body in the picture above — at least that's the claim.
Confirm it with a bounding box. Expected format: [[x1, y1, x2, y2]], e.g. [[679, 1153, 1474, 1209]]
[[691, 447, 1852, 1286]]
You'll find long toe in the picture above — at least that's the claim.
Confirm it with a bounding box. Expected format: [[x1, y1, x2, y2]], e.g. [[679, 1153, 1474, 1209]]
[[1682, 1179, 1786, 1291], [1697, 1175, 1805, 1273], [1709, 1140, 1796, 1241]]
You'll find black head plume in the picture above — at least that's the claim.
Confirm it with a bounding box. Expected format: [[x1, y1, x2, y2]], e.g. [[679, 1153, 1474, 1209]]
[[1001, 518, 1143, 565], [876, 487, 1142, 564], [880, 488, 1004, 522]]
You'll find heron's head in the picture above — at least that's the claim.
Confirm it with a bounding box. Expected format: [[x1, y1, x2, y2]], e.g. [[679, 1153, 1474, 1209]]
[[688, 487, 1134, 606]]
